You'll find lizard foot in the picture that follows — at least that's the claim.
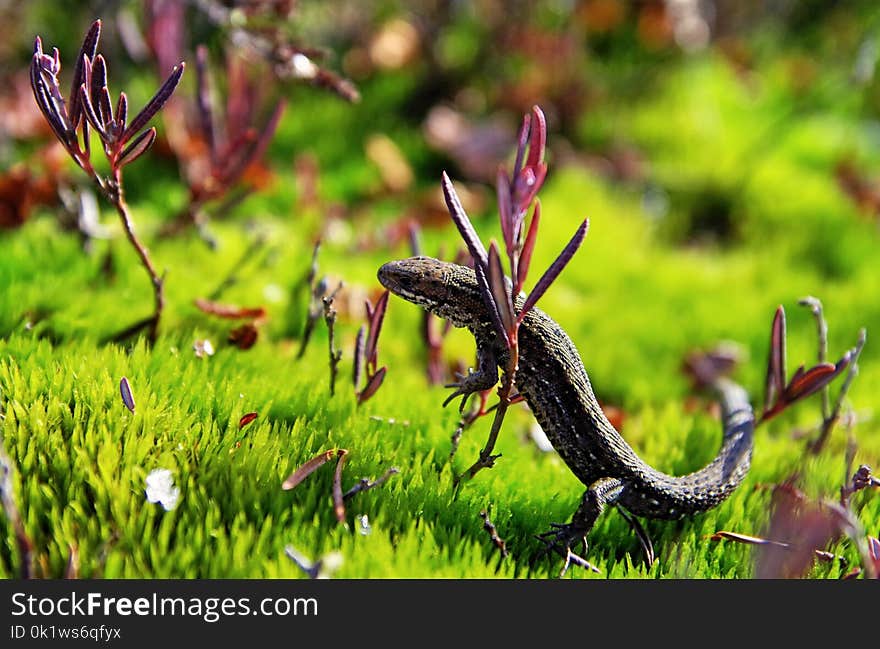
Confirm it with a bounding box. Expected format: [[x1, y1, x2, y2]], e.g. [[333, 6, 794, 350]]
[[535, 523, 600, 577], [443, 370, 497, 412]]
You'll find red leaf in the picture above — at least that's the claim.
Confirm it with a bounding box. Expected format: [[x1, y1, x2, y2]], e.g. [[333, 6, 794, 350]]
[[526, 105, 547, 171], [764, 305, 787, 410], [194, 298, 266, 320], [784, 362, 841, 402], [229, 323, 259, 350], [117, 127, 156, 168], [366, 290, 389, 368], [115, 92, 128, 134], [487, 242, 515, 345], [238, 412, 258, 429], [281, 449, 335, 490], [516, 200, 541, 292], [512, 112, 530, 178], [496, 167, 513, 251], [357, 366, 387, 404]]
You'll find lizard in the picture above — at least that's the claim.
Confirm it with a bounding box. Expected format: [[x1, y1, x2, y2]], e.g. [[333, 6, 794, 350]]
[[378, 255, 755, 570]]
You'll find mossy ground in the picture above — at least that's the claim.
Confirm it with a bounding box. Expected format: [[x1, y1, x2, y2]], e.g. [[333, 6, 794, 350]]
[[2, 44, 879, 578]]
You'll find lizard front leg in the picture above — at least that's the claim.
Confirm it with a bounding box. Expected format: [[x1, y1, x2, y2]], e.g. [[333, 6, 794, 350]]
[[443, 335, 499, 411], [537, 477, 624, 576]]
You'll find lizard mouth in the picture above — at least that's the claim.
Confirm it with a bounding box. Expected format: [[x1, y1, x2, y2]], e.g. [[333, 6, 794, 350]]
[[377, 259, 426, 307], [376, 260, 409, 297]]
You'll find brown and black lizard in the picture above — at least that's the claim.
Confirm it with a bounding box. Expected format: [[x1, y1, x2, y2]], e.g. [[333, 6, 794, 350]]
[[378, 256, 755, 568]]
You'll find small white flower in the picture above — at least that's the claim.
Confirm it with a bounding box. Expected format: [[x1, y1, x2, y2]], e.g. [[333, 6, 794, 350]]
[[193, 339, 214, 358], [145, 469, 180, 511], [290, 53, 317, 79], [356, 514, 372, 536]]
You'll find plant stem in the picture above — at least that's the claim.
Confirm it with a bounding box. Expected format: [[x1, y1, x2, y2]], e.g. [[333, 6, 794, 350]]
[[809, 328, 866, 454], [456, 348, 519, 483], [798, 297, 830, 420], [105, 174, 166, 344]]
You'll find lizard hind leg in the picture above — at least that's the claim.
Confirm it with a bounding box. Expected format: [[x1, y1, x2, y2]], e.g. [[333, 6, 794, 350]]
[[536, 477, 624, 577]]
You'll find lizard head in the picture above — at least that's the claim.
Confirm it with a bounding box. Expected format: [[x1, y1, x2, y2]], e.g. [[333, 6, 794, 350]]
[[377, 256, 487, 329]]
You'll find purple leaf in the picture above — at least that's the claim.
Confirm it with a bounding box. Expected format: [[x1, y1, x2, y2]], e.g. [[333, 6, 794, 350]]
[[512, 112, 530, 179], [119, 377, 135, 413], [441, 171, 502, 337], [353, 324, 366, 389], [496, 167, 513, 253], [31, 59, 71, 145], [475, 260, 508, 346], [487, 242, 514, 346], [516, 200, 541, 292], [441, 171, 487, 268], [519, 219, 588, 322], [366, 290, 389, 368], [98, 86, 114, 133], [195, 45, 217, 164], [117, 127, 157, 168], [764, 306, 787, 410], [79, 84, 108, 141], [357, 366, 387, 404], [67, 20, 101, 129], [115, 92, 128, 134], [89, 55, 108, 118], [122, 62, 185, 145]]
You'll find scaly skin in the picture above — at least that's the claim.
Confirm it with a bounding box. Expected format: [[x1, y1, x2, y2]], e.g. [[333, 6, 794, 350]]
[[378, 256, 755, 562]]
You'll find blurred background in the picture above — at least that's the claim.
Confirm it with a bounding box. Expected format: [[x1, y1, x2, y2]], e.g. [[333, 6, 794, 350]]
[[4, 0, 880, 241]]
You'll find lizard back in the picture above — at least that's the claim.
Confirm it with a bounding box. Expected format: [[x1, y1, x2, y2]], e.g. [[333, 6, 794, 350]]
[[378, 256, 754, 520]]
